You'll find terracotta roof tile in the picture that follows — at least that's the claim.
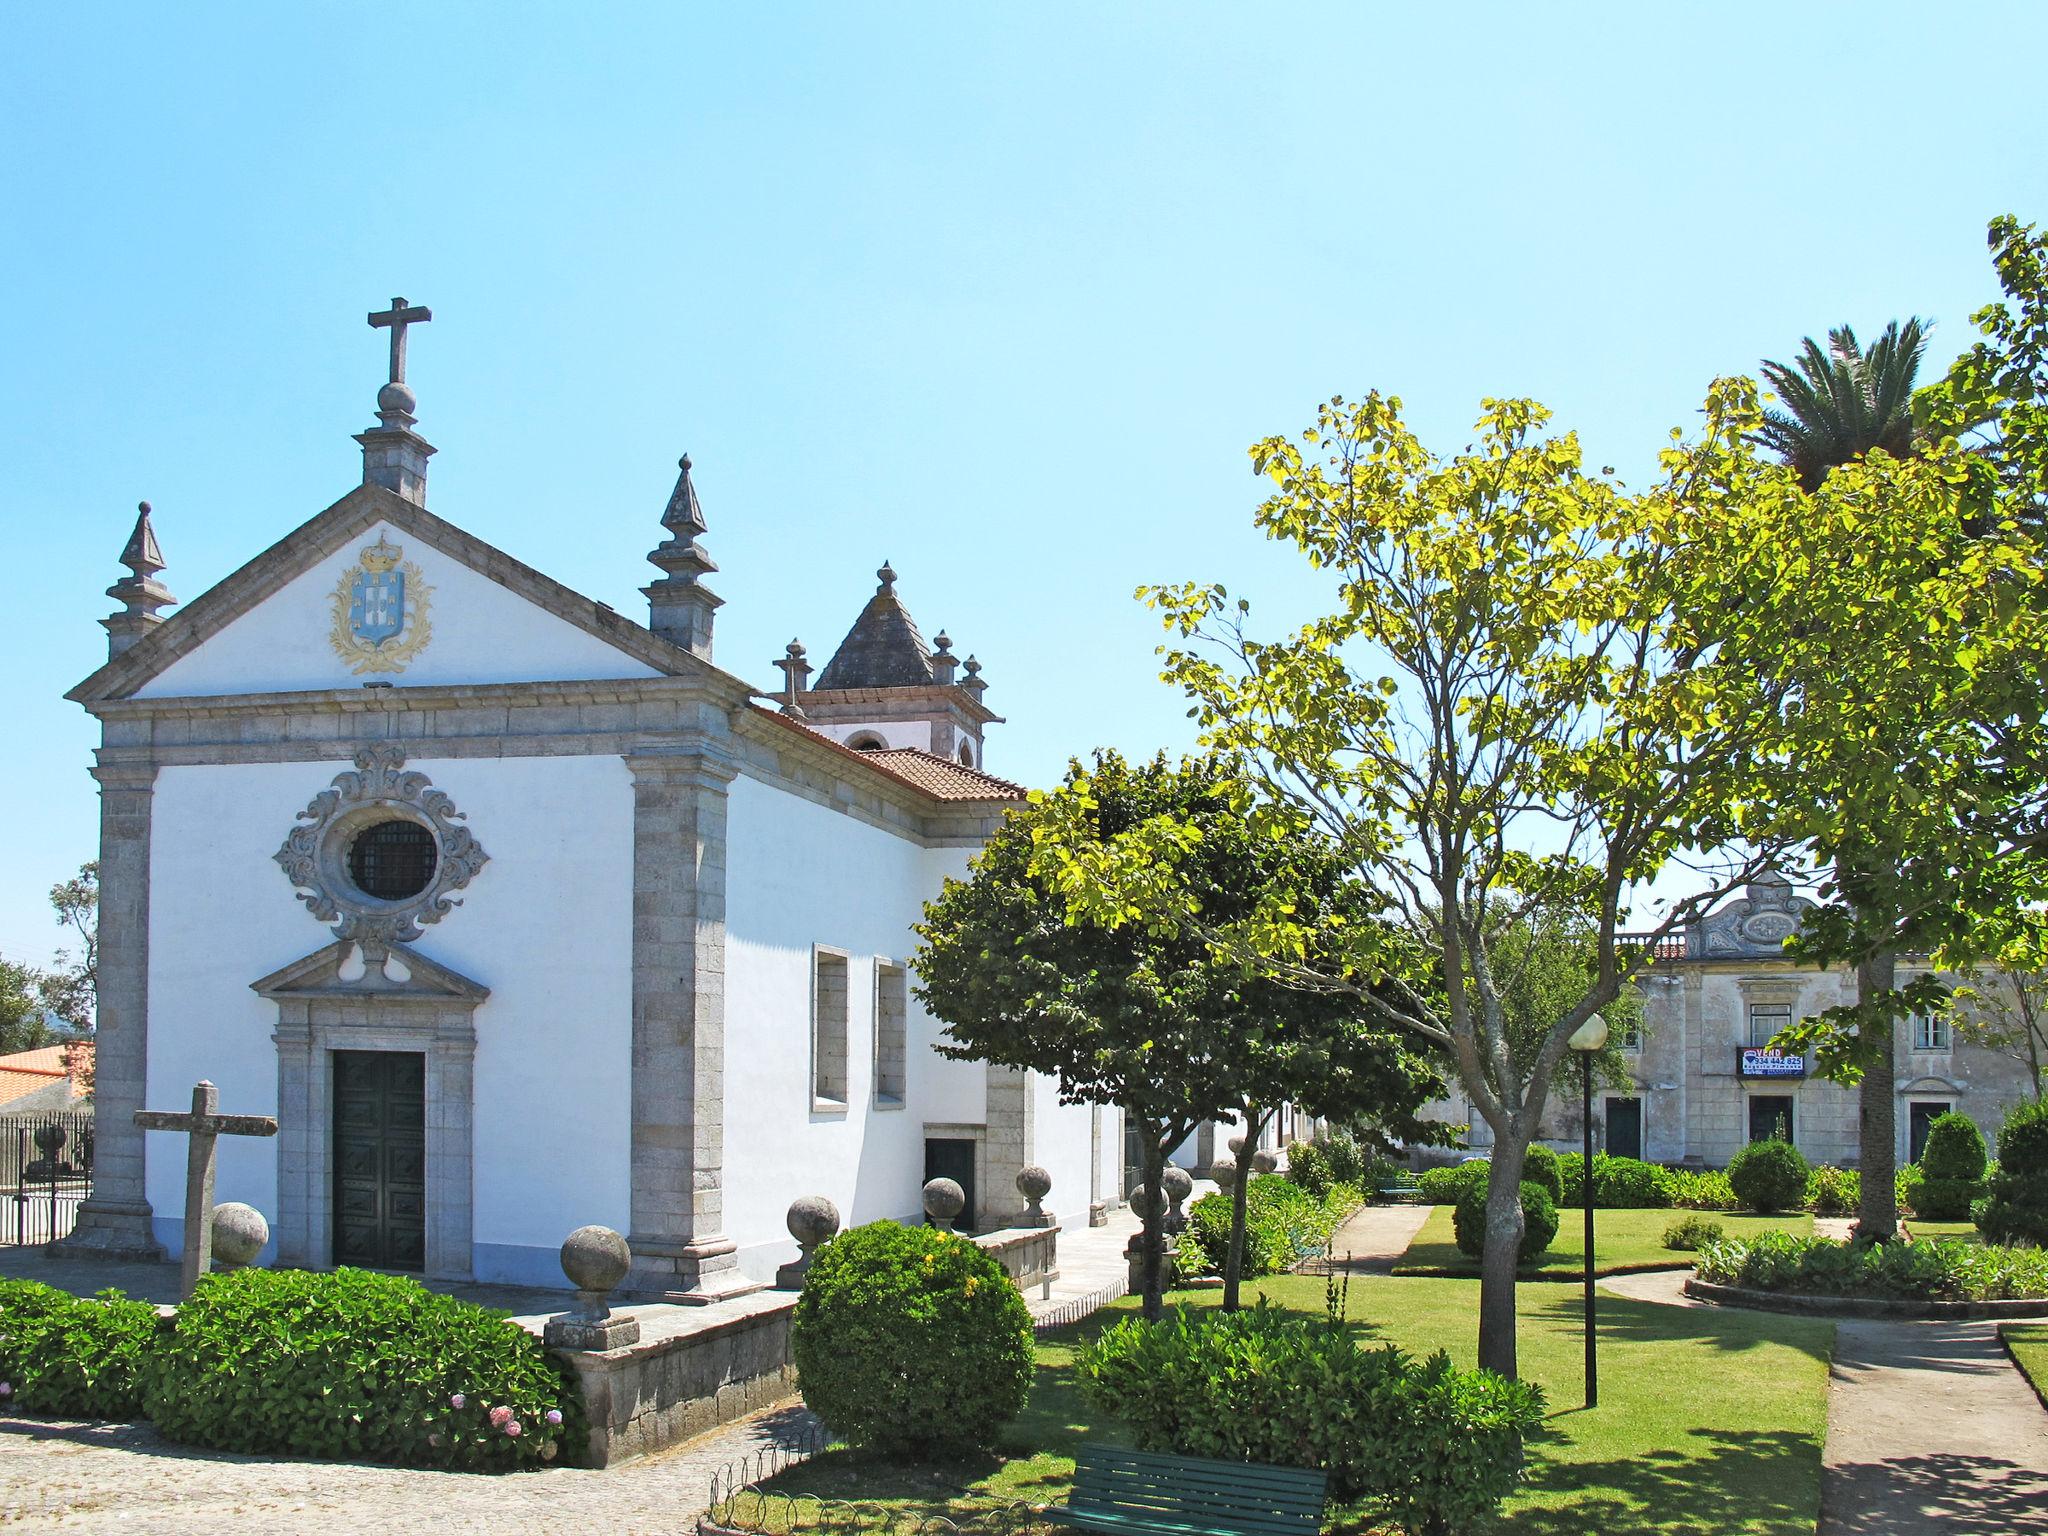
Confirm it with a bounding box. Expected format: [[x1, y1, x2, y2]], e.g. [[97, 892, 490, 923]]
[[753, 708, 1026, 802], [0, 1045, 81, 1076]]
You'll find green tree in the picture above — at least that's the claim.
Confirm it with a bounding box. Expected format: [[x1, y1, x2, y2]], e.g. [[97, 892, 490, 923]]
[[38, 861, 98, 1031], [0, 956, 54, 1056], [1758, 319, 1931, 491], [1028, 388, 1808, 1377], [912, 751, 1442, 1320], [1952, 963, 2048, 1100]]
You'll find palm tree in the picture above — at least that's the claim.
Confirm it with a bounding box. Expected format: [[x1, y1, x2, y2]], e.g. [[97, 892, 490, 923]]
[[1757, 318, 1931, 490]]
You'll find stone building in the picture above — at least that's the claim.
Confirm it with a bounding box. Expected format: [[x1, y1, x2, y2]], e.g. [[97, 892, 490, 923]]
[[54, 301, 1123, 1294], [1443, 874, 2037, 1169]]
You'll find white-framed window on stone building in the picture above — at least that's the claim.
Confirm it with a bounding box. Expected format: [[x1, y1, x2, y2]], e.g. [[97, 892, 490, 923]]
[[1617, 1019, 1643, 1052], [1913, 1014, 1952, 1051], [874, 960, 908, 1108], [1747, 1001, 1794, 1048], [812, 946, 851, 1110]]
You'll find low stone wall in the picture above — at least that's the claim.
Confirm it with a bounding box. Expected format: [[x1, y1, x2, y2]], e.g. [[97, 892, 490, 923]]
[[547, 1224, 1061, 1466]]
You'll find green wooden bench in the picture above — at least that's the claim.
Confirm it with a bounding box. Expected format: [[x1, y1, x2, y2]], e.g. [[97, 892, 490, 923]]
[[1046, 1443, 1327, 1536]]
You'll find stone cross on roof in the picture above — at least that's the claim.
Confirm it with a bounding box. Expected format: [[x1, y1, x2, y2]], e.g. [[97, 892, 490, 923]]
[[368, 297, 432, 386], [135, 1079, 278, 1299]]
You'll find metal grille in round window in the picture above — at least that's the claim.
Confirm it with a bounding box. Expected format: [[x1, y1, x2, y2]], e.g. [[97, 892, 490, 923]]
[[348, 819, 439, 900]]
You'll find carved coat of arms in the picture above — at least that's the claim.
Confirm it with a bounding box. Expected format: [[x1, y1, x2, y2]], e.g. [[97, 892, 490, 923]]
[[330, 535, 432, 673]]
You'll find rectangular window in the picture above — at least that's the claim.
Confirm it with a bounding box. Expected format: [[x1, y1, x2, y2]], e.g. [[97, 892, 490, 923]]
[[812, 948, 850, 1109], [1747, 1001, 1793, 1048], [1913, 1015, 1951, 1051], [1617, 1020, 1643, 1052], [874, 961, 908, 1107]]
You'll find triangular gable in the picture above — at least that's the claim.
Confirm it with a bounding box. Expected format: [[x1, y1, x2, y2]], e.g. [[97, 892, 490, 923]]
[[251, 939, 490, 1002], [72, 484, 719, 703]]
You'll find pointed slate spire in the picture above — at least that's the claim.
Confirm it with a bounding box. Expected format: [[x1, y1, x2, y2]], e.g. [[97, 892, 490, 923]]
[[104, 501, 177, 658], [643, 453, 722, 660], [815, 560, 935, 690]]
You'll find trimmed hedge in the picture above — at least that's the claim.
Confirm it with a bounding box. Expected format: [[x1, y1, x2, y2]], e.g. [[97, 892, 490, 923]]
[[1079, 1303, 1544, 1534], [1663, 1215, 1725, 1252], [143, 1267, 582, 1469], [1452, 1181, 1558, 1265], [1417, 1162, 1488, 1205], [1521, 1145, 1563, 1203], [1559, 1153, 1672, 1209], [792, 1220, 1032, 1457], [1979, 1099, 2048, 1248], [1182, 1174, 1353, 1278], [1666, 1168, 1740, 1211], [0, 1280, 160, 1419], [1805, 1166, 1860, 1218], [1698, 1231, 2048, 1301], [1728, 1139, 1810, 1214]]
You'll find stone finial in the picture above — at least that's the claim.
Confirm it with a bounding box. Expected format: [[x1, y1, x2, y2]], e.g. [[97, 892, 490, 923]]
[[356, 299, 436, 504], [777, 1195, 841, 1289], [1228, 1134, 1247, 1157], [1212, 1163, 1238, 1194], [644, 454, 722, 660], [1015, 1165, 1054, 1227], [923, 1176, 966, 1233], [931, 631, 960, 686], [210, 1202, 268, 1270], [1127, 1185, 1155, 1220], [960, 654, 988, 702], [1161, 1165, 1194, 1235], [545, 1225, 641, 1351], [773, 639, 812, 718], [1252, 1149, 1280, 1174], [103, 502, 177, 659], [877, 561, 897, 594]]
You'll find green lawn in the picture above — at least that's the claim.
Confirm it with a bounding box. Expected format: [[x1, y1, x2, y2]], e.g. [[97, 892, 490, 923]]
[[1391, 1206, 1814, 1279], [2005, 1322, 2048, 1409], [753, 1270, 1833, 1536], [1904, 1219, 1981, 1243]]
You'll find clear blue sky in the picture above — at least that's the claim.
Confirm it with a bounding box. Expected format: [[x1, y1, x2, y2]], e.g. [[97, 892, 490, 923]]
[[2, 4, 2043, 967]]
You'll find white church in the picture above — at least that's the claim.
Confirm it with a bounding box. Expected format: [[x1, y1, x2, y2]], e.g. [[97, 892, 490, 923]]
[[56, 300, 1125, 1297]]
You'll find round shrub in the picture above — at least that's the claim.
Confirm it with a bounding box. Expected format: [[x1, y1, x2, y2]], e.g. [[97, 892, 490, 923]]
[[1559, 1153, 1673, 1208], [1805, 1165, 1861, 1217], [1417, 1161, 1487, 1205], [1728, 1138, 1810, 1214], [1663, 1214, 1725, 1252], [1979, 1099, 2048, 1248], [792, 1219, 1031, 1457], [142, 1267, 582, 1469], [1521, 1145, 1564, 1203], [1319, 1131, 1366, 1187], [1913, 1178, 1984, 1222], [1453, 1181, 1559, 1265], [1284, 1139, 1333, 1198], [0, 1280, 160, 1418], [1922, 1112, 1990, 1182]]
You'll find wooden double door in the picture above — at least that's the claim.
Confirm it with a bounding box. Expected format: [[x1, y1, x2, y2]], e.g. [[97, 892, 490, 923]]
[[333, 1050, 426, 1272]]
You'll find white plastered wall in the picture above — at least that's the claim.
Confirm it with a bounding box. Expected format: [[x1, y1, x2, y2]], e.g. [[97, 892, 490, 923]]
[[138, 520, 662, 698], [144, 754, 635, 1278], [818, 720, 933, 753], [723, 775, 1009, 1280]]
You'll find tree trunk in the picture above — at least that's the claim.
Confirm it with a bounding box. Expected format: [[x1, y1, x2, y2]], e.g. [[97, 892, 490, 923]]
[[1477, 1136, 1528, 1379], [1139, 1135, 1169, 1321], [1856, 949, 1900, 1242], [1222, 1106, 1264, 1313]]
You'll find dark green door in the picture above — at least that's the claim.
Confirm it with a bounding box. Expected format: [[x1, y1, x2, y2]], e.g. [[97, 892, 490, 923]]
[[333, 1051, 426, 1271], [1908, 1102, 1951, 1163], [1605, 1098, 1643, 1161], [924, 1137, 977, 1231]]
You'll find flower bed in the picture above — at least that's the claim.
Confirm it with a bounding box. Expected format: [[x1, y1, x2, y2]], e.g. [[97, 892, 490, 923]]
[[1695, 1230, 2048, 1304]]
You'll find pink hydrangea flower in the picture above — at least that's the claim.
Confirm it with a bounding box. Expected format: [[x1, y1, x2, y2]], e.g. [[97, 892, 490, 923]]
[[545, 1409, 563, 1426], [428, 1433, 443, 1449], [449, 1393, 465, 1409], [0, 1381, 12, 1398], [489, 1405, 513, 1429], [506, 1421, 522, 1437]]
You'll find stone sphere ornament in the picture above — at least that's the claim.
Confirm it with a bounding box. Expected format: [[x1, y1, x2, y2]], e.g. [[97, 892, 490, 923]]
[[559, 1224, 633, 1300], [923, 1176, 967, 1232], [1127, 1185, 1155, 1219], [211, 1202, 269, 1269], [1213, 1163, 1238, 1193], [1228, 1134, 1247, 1157], [1161, 1165, 1195, 1234], [1015, 1165, 1053, 1224], [1252, 1149, 1280, 1174], [786, 1195, 842, 1251]]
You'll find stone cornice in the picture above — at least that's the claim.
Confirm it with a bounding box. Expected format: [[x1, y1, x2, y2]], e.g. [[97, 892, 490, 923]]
[[70, 483, 743, 704], [792, 683, 1004, 727]]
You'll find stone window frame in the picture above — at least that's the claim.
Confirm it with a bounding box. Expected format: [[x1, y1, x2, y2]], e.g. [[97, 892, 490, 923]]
[[265, 971, 480, 1281], [873, 957, 908, 1110], [1912, 1014, 1953, 1052], [1744, 997, 1796, 1048], [844, 732, 888, 753], [811, 945, 852, 1114]]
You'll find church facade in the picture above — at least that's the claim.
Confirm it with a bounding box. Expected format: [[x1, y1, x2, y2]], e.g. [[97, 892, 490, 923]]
[[57, 302, 1123, 1295]]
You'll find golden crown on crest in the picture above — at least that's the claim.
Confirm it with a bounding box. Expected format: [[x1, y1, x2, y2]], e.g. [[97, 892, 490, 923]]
[[358, 535, 403, 574]]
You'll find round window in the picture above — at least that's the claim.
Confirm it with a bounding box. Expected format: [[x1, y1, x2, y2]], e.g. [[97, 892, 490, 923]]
[[347, 818, 439, 900]]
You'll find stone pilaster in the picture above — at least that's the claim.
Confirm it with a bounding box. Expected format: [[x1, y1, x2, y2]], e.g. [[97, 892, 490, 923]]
[[52, 760, 165, 1259], [622, 747, 758, 1302], [982, 1062, 1035, 1229]]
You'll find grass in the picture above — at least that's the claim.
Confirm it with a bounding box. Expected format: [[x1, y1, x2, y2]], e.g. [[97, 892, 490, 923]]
[[751, 1270, 1833, 1536], [1390, 1206, 1814, 1278], [1903, 1219, 1982, 1243], [2004, 1322, 2048, 1410]]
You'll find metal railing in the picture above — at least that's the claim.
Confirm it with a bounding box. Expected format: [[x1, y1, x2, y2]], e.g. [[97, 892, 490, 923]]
[[1, 1111, 94, 1246]]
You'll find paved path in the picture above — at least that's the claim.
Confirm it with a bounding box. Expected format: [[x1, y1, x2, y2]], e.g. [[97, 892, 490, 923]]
[[1602, 1269, 2048, 1535], [1322, 1201, 1433, 1271], [0, 1209, 1151, 1532]]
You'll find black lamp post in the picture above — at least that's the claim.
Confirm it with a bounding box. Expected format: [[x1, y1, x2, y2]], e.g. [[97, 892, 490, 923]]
[[1568, 1012, 1608, 1410]]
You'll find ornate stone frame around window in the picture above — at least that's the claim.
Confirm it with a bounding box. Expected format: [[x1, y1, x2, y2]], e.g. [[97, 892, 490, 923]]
[[253, 939, 487, 1281]]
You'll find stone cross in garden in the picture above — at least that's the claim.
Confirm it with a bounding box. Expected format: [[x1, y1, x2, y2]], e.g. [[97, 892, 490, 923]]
[[134, 1080, 278, 1299]]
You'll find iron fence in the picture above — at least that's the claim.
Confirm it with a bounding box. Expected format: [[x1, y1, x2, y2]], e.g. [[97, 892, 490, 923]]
[[1, 1111, 93, 1246]]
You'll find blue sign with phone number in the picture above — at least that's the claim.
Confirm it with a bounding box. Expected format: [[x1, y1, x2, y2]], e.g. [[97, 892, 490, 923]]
[[1738, 1048, 1806, 1078]]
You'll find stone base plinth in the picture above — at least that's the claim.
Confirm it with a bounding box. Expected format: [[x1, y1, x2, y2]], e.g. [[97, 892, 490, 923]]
[[624, 1234, 767, 1306], [545, 1313, 643, 1350], [48, 1200, 166, 1263]]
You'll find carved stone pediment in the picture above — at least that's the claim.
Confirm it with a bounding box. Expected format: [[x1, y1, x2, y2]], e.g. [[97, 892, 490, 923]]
[[1691, 872, 1813, 959], [251, 939, 489, 1003]]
